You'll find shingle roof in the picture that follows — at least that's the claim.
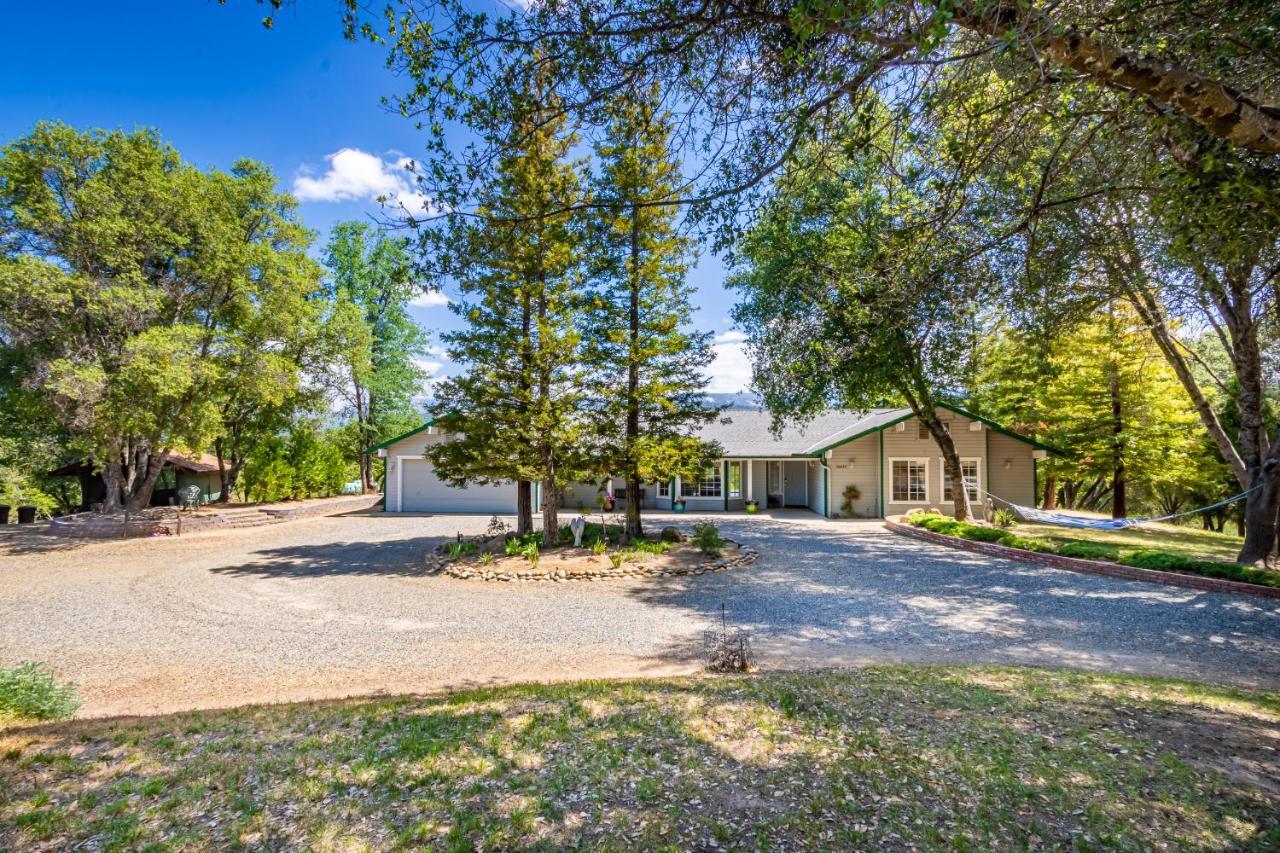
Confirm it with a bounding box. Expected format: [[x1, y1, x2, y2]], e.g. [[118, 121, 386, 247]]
[[696, 408, 911, 457]]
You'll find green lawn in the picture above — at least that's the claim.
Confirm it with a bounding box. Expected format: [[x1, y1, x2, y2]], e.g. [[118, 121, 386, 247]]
[[4, 668, 1279, 850], [1014, 519, 1245, 563]]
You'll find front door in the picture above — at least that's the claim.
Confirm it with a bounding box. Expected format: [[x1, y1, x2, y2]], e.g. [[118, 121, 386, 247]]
[[783, 461, 808, 507], [767, 461, 784, 508]]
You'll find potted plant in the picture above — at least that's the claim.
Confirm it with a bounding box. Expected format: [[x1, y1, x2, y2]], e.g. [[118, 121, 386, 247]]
[[744, 499, 759, 514], [672, 497, 686, 513], [16, 505, 37, 524]]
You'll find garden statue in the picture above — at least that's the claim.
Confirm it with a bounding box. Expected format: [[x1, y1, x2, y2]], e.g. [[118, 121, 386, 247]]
[[570, 515, 586, 547]]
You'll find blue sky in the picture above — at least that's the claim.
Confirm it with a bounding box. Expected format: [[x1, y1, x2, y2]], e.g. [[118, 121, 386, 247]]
[[0, 0, 749, 394]]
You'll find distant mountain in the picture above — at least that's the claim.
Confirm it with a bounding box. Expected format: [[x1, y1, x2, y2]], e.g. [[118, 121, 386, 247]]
[[703, 392, 761, 410]]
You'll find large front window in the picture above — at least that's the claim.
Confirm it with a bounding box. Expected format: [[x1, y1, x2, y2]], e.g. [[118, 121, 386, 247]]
[[681, 464, 722, 498], [891, 459, 928, 502], [943, 459, 981, 503]]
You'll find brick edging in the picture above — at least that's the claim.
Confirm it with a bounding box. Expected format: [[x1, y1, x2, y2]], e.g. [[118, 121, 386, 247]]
[[885, 520, 1280, 600]]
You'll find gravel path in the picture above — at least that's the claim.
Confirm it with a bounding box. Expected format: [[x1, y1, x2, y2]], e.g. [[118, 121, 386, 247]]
[[2, 512, 1277, 717]]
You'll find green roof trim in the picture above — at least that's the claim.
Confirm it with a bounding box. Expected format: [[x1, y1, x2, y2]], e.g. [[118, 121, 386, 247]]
[[802, 412, 914, 457], [361, 418, 439, 455], [803, 402, 1063, 457], [937, 403, 1065, 455]]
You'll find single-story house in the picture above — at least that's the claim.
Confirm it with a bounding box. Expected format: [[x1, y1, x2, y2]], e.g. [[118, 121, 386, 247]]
[[50, 452, 224, 510], [367, 403, 1053, 518]]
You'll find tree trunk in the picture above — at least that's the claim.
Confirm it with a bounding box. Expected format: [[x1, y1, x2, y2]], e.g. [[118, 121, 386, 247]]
[[1042, 475, 1057, 510], [516, 480, 533, 536], [623, 203, 644, 541], [102, 456, 124, 513], [1109, 357, 1127, 520], [1238, 456, 1279, 564], [359, 452, 374, 494], [950, 2, 1280, 154], [920, 416, 971, 521], [124, 448, 169, 511], [540, 448, 559, 548]]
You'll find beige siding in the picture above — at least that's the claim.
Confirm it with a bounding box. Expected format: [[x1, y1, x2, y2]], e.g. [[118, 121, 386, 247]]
[[826, 434, 881, 518], [987, 432, 1037, 509], [880, 411, 987, 516], [807, 460, 824, 514], [383, 428, 445, 511]]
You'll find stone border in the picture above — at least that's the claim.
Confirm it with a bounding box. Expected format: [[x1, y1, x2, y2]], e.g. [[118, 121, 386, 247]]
[[430, 542, 759, 582], [886, 519, 1280, 600]]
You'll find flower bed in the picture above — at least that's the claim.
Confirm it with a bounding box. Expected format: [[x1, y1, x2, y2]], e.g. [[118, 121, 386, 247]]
[[430, 521, 757, 582], [900, 512, 1279, 590]]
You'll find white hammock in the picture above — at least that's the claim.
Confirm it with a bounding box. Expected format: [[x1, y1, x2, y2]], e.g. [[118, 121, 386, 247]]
[[977, 482, 1261, 531]]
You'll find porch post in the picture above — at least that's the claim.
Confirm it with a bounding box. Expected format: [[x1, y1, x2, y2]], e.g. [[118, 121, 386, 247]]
[[673, 476, 680, 510], [746, 461, 753, 502]]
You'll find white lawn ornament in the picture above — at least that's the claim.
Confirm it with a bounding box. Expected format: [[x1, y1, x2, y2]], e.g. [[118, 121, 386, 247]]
[[570, 515, 586, 547]]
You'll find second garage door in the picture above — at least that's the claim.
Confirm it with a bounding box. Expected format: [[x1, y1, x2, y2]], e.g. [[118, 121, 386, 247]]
[[398, 458, 517, 514]]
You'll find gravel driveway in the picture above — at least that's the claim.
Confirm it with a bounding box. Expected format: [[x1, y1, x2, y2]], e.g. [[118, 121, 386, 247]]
[[2, 511, 1278, 717]]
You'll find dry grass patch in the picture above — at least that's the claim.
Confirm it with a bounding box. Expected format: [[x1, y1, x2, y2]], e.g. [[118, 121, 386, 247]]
[[2, 668, 1278, 850]]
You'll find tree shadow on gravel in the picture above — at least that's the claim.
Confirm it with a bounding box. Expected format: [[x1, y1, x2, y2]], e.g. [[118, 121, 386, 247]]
[[0, 526, 86, 557], [208, 537, 448, 578], [622, 518, 1280, 689]]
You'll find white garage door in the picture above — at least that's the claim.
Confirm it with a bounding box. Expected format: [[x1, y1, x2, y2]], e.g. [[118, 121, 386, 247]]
[[398, 458, 517, 514]]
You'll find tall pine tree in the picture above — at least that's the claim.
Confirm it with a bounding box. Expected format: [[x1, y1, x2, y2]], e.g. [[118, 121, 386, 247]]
[[584, 91, 720, 539], [321, 222, 429, 493], [427, 83, 588, 542]]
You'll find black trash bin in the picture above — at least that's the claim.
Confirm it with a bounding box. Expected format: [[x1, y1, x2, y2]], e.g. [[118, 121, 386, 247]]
[[16, 505, 36, 524], [0, 505, 9, 524]]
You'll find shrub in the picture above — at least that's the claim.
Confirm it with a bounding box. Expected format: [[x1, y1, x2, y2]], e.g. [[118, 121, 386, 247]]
[[446, 540, 477, 558], [1056, 542, 1119, 561], [0, 662, 80, 721], [632, 539, 674, 555], [840, 484, 861, 516], [993, 508, 1018, 528], [521, 541, 539, 567], [957, 526, 1012, 544], [485, 515, 508, 537], [691, 522, 725, 555], [909, 511, 1279, 589], [591, 539, 608, 555], [608, 552, 624, 569], [478, 552, 493, 566]]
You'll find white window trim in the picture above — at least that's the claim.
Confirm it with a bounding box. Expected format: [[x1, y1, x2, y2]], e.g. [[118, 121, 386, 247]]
[[887, 457, 930, 504], [941, 458, 982, 503], [657, 480, 671, 497], [681, 464, 723, 498]]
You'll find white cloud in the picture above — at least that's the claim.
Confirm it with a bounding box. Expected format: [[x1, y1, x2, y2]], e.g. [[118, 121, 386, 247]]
[[410, 289, 451, 308], [293, 148, 432, 216], [704, 332, 752, 394]]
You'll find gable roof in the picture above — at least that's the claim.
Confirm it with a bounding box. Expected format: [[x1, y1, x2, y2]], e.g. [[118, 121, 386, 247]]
[[367, 404, 1059, 458], [362, 418, 441, 454], [699, 402, 1060, 457]]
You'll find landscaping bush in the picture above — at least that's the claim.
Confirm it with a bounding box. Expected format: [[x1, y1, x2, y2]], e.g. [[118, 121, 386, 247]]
[[906, 511, 1279, 588], [631, 539, 675, 555], [1056, 542, 1121, 561], [0, 662, 80, 721], [691, 522, 724, 555], [993, 508, 1018, 528]]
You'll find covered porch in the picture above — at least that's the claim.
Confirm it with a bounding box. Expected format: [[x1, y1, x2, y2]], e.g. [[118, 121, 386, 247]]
[[661, 458, 828, 516]]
